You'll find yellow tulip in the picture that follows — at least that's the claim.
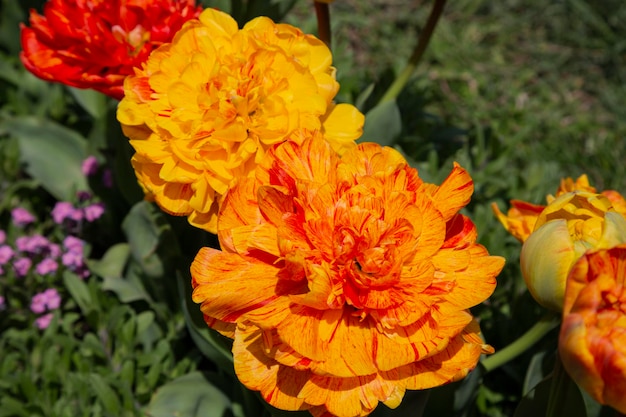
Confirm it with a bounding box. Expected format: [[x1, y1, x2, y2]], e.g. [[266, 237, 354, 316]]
[[520, 191, 626, 311]]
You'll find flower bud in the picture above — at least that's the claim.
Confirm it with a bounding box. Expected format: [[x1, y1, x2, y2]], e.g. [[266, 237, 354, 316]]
[[520, 191, 626, 311]]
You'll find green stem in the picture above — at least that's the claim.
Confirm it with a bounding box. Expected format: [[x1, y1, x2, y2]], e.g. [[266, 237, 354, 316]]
[[314, 2, 331, 49], [481, 311, 560, 373], [379, 0, 447, 104]]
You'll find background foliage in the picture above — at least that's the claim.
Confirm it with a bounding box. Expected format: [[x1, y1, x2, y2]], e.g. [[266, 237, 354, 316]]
[[1, 0, 625, 416]]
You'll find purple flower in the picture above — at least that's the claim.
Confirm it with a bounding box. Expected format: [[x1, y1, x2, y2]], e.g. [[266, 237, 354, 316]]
[[30, 292, 47, 314], [48, 243, 61, 258], [15, 235, 50, 254], [0, 230, 5, 244], [51, 202, 83, 224], [63, 236, 85, 253], [76, 190, 92, 202], [35, 313, 54, 330], [30, 288, 62, 314], [81, 156, 99, 176], [11, 207, 36, 227], [35, 258, 58, 275], [62, 251, 83, 269], [84, 203, 105, 222], [43, 288, 61, 310], [13, 257, 32, 277], [0, 245, 14, 264]]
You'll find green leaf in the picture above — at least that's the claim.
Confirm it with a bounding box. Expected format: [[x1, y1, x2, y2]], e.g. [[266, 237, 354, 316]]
[[358, 99, 402, 146], [88, 243, 130, 279], [89, 373, 122, 416], [122, 201, 165, 277], [145, 371, 233, 417], [67, 87, 109, 119], [514, 375, 586, 417], [63, 270, 94, 316], [4, 116, 88, 200]]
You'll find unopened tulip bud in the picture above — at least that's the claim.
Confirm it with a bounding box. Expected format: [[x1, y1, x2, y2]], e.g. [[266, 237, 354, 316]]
[[520, 191, 626, 311]]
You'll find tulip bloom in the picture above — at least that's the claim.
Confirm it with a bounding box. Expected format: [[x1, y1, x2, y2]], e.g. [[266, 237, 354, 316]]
[[520, 191, 626, 311], [20, 0, 202, 99], [118, 8, 364, 233], [492, 175, 626, 242], [559, 245, 626, 413], [192, 135, 504, 416]]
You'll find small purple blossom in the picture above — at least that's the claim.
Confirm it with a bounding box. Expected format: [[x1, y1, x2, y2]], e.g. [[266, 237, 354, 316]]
[[81, 156, 99, 176], [11, 207, 36, 227], [63, 236, 85, 253], [76, 190, 92, 202], [15, 235, 50, 254], [13, 257, 32, 277], [30, 292, 47, 314], [62, 251, 83, 269], [35, 313, 54, 330], [30, 288, 61, 314], [52, 202, 83, 224], [48, 243, 62, 258], [84, 202, 105, 222], [0, 245, 14, 264], [35, 258, 58, 275]]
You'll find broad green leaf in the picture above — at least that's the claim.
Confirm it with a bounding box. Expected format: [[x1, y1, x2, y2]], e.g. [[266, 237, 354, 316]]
[[67, 87, 109, 119], [63, 271, 94, 316], [513, 375, 586, 417], [122, 201, 165, 277], [4, 116, 88, 200], [145, 371, 233, 417], [358, 99, 402, 146], [88, 243, 130, 279]]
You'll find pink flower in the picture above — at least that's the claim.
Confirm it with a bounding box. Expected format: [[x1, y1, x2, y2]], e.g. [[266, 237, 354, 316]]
[[11, 207, 36, 227], [81, 156, 99, 176], [0, 245, 14, 264], [30, 292, 47, 314], [35, 313, 54, 330], [62, 251, 83, 269], [43, 288, 61, 310], [51, 202, 82, 224], [13, 257, 32, 277], [35, 258, 58, 275], [84, 203, 105, 222], [16, 235, 50, 254], [63, 236, 84, 253]]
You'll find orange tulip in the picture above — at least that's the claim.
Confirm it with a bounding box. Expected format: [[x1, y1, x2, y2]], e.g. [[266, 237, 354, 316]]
[[559, 245, 626, 413], [20, 0, 201, 100], [191, 134, 504, 416], [117, 8, 364, 233]]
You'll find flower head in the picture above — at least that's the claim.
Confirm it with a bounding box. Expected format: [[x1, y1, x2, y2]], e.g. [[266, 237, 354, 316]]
[[20, 0, 202, 99], [192, 136, 503, 416], [118, 8, 364, 233], [520, 191, 626, 311], [81, 156, 99, 176], [14, 257, 33, 277], [492, 174, 626, 243], [35, 313, 54, 330], [559, 245, 626, 413], [11, 207, 36, 227]]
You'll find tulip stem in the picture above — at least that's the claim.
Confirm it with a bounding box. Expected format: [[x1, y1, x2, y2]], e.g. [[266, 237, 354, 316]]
[[481, 311, 560, 373], [314, 2, 332, 49], [378, 0, 447, 104]]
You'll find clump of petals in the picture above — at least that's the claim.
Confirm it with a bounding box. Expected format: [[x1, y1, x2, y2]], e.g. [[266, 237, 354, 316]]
[[192, 135, 503, 416], [559, 245, 626, 413], [117, 8, 364, 233], [20, 0, 202, 99]]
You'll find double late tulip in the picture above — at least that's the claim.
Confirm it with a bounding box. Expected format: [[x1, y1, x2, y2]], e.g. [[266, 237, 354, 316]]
[[559, 245, 626, 413], [520, 191, 626, 311]]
